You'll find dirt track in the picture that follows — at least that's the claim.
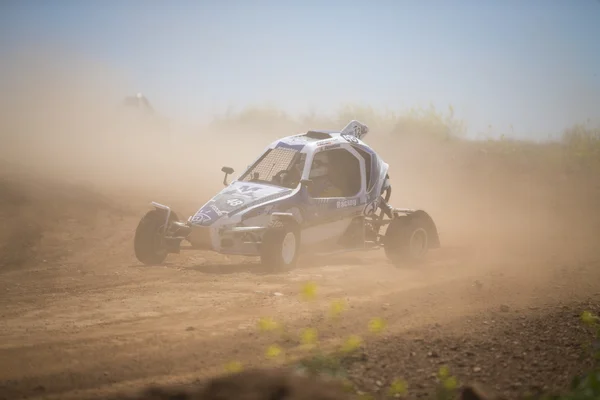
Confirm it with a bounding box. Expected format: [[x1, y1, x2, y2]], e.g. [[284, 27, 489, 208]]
[[1, 181, 599, 400]]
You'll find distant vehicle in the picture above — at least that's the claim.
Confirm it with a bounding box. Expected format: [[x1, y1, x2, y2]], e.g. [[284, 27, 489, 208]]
[[114, 92, 169, 134], [133, 120, 440, 269], [121, 93, 155, 115]]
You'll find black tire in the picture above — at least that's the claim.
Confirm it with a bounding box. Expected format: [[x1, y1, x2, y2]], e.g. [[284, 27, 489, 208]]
[[260, 221, 300, 271], [134, 209, 178, 265], [383, 214, 430, 266]]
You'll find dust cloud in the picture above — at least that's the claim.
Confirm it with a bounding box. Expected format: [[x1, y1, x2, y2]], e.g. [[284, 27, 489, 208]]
[[1, 48, 600, 400], [1, 49, 598, 267], [0, 50, 267, 208]]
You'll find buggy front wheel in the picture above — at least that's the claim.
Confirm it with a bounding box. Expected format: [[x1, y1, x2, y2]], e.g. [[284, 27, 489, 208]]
[[260, 222, 300, 271], [134, 209, 178, 265]]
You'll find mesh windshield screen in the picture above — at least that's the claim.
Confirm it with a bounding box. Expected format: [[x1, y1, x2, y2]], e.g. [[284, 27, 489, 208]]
[[240, 147, 300, 183]]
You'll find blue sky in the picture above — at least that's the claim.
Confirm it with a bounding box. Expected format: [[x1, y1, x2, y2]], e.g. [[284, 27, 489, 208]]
[[1, 0, 599, 139]]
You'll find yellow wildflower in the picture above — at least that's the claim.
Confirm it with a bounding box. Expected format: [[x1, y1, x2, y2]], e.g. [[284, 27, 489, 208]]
[[257, 317, 279, 332], [301, 328, 318, 346], [301, 282, 317, 301], [388, 378, 408, 396], [224, 361, 243, 373], [368, 317, 386, 334], [329, 299, 347, 318], [341, 335, 362, 353], [265, 344, 283, 359]]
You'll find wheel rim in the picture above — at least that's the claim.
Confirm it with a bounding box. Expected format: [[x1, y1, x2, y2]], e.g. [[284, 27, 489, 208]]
[[409, 228, 428, 258], [281, 232, 296, 265]]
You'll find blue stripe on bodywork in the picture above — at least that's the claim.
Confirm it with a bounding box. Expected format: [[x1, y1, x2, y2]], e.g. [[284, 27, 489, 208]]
[[191, 183, 292, 226]]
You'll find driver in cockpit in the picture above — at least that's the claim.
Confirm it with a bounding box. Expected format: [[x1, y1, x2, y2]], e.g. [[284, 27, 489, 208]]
[[277, 152, 345, 197], [307, 152, 344, 198]]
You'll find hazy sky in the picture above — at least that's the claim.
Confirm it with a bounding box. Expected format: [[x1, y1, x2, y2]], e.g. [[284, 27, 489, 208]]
[[1, 0, 599, 139]]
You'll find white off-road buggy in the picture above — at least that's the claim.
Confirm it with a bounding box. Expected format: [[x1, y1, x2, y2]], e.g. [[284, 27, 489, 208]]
[[134, 120, 440, 269]]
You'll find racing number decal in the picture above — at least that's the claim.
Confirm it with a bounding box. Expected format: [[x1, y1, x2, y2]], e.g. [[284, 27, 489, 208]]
[[341, 134, 359, 144], [227, 198, 244, 207]]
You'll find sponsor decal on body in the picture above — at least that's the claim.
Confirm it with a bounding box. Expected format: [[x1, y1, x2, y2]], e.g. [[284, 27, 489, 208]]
[[336, 198, 358, 208], [191, 212, 212, 224], [223, 184, 262, 198], [210, 204, 225, 217], [237, 185, 262, 195], [321, 143, 341, 150], [341, 134, 359, 144], [317, 140, 337, 147]]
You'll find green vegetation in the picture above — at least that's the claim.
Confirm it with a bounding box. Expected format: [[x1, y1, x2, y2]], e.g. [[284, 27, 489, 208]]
[[207, 103, 595, 139], [206, 104, 599, 176], [208, 103, 468, 139]]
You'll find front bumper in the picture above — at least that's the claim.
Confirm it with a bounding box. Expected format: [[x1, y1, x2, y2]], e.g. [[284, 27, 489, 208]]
[[186, 212, 296, 256], [187, 223, 267, 256]]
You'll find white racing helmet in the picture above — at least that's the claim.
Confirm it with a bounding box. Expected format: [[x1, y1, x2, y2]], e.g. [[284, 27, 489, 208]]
[[309, 152, 330, 178]]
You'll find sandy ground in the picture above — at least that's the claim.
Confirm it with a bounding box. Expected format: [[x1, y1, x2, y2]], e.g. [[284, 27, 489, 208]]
[[0, 171, 599, 400]]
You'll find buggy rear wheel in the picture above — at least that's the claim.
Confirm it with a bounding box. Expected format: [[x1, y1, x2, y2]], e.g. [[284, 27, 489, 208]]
[[260, 221, 300, 271], [134, 209, 178, 265], [383, 214, 430, 266]]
